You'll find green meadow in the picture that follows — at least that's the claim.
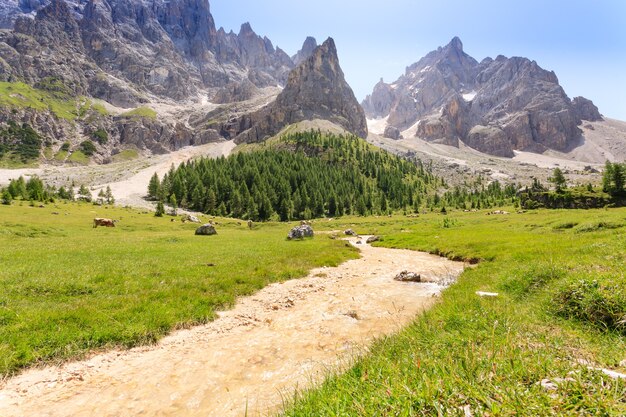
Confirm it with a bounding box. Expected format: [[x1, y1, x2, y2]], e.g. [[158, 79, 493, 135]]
[[0, 202, 357, 376], [1, 201, 625, 415], [286, 208, 626, 416]]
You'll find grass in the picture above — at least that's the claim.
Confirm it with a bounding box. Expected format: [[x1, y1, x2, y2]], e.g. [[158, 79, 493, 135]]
[[0, 203, 358, 376], [43, 147, 54, 160], [121, 107, 157, 120], [0, 153, 39, 168], [53, 150, 69, 162], [283, 208, 626, 416], [111, 149, 139, 162], [0, 82, 78, 121], [67, 150, 90, 165]]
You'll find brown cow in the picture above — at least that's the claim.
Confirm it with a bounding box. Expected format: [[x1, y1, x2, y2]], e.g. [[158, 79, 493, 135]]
[[93, 218, 117, 228]]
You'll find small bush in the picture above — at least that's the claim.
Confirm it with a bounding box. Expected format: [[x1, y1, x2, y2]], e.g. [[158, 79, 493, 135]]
[[554, 279, 626, 334], [442, 217, 457, 228], [60, 142, 70, 152], [79, 140, 97, 156], [92, 129, 108, 144]]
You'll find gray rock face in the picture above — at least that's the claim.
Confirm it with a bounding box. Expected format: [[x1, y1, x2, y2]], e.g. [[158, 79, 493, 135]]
[[212, 79, 260, 104], [287, 225, 314, 240], [362, 79, 396, 118], [0, 0, 327, 160], [383, 125, 402, 140], [572, 96, 603, 121], [195, 223, 217, 235], [292, 36, 318, 66], [364, 37, 601, 157], [233, 38, 368, 143], [0, 0, 295, 102]]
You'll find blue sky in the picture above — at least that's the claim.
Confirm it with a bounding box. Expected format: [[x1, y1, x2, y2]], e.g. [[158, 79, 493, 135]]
[[212, 0, 626, 120]]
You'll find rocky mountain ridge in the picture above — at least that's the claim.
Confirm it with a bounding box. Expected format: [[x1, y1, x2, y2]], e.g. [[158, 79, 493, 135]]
[[0, 0, 358, 163], [363, 37, 603, 157], [228, 38, 367, 144], [1, 0, 298, 103]]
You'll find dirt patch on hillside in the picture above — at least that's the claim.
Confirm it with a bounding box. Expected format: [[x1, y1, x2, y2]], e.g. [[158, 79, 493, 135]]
[[0, 237, 464, 417]]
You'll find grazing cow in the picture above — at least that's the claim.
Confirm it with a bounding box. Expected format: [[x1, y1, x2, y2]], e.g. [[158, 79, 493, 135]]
[[93, 218, 117, 228]]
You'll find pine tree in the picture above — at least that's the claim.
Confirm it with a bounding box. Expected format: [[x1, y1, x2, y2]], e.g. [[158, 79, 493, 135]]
[[97, 189, 106, 205], [2, 188, 12, 205], [105, 186, 115, 205], [148, 173, 160, 200], [205, 189, 217, 214], [548, 168, 567, 192], [78, 185, 92, 202], [155, 200, 165, 217], [169, 194, 178, 216]]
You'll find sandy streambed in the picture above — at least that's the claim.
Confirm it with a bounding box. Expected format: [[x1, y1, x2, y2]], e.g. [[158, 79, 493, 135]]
[[0, 238, 465, 417]]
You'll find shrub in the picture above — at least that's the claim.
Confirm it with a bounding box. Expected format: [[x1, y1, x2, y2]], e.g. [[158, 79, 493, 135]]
[[155, 201, 165, 217], [79, 140, 97, 156], [1, 188, 12, 205], [92, 129, 108, 145]]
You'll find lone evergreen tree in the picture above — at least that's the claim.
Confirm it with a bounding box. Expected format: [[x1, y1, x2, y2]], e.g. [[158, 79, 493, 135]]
[[155, 200, 165, 217], [78, 185, 92, 202], [548, 168, 567, 192], [2, 188, 12, 205], [97, 189, 106, 205], [105, 186, 115, 205]]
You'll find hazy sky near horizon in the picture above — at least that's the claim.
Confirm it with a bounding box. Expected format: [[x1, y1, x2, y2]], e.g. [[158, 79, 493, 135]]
[[212, 0, 626, 120]]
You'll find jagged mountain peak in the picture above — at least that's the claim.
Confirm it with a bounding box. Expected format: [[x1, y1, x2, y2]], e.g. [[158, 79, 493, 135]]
[[292, 36, 318, 66], [299, 37, 340, 76], [445, 36, 463, 52], [364, 38, 602, 157], [229, 37, 367, 143], [238, 21, 254, 35]]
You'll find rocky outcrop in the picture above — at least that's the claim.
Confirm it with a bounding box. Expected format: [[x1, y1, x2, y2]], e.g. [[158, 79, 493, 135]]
[[572, 96, 603, 122], [195, 223, 217, 235], [292, 36, 318, 66], [364, 37, 601, 157], [232, 38, 368, 143], [362, 79, 395, 118], [383, 125, 402, 140], [287, 225, 314, 240], [0, 0, 296, 103], [0, 0, 324, 161], [212, 79, 260, 104]]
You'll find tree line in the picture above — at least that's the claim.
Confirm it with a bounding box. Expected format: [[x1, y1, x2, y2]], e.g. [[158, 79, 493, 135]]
[[147, 131, 518, 221], [1, 176, 113, 206]]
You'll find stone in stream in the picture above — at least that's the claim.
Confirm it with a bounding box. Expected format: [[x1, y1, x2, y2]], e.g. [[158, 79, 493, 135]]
[[394, 271, 421, 282], [344, 229, 357, 236], [366, 235, 380, 243], [195, 224, 217, 236]]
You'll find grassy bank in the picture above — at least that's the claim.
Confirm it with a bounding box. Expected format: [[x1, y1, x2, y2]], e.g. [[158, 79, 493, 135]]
[[285, 209, 626, 416], [0, 203, 357, 376]]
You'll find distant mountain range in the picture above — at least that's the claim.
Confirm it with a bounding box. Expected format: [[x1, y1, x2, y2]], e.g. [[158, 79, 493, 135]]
[[362, 37, 603, 157], [0, 0, 618, 165]]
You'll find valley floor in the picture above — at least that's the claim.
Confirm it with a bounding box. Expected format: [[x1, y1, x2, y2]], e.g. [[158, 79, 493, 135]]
[[0, 140, 236, 209], [0, 237, 463, 417]]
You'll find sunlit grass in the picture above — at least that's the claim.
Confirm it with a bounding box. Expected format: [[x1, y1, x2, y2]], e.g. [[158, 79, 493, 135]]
[[285, 208, 626, 416], [0, 203, 357, 376]]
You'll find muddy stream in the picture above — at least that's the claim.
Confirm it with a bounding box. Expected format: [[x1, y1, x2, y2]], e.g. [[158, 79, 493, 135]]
[[0, 238, 465, 417]]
